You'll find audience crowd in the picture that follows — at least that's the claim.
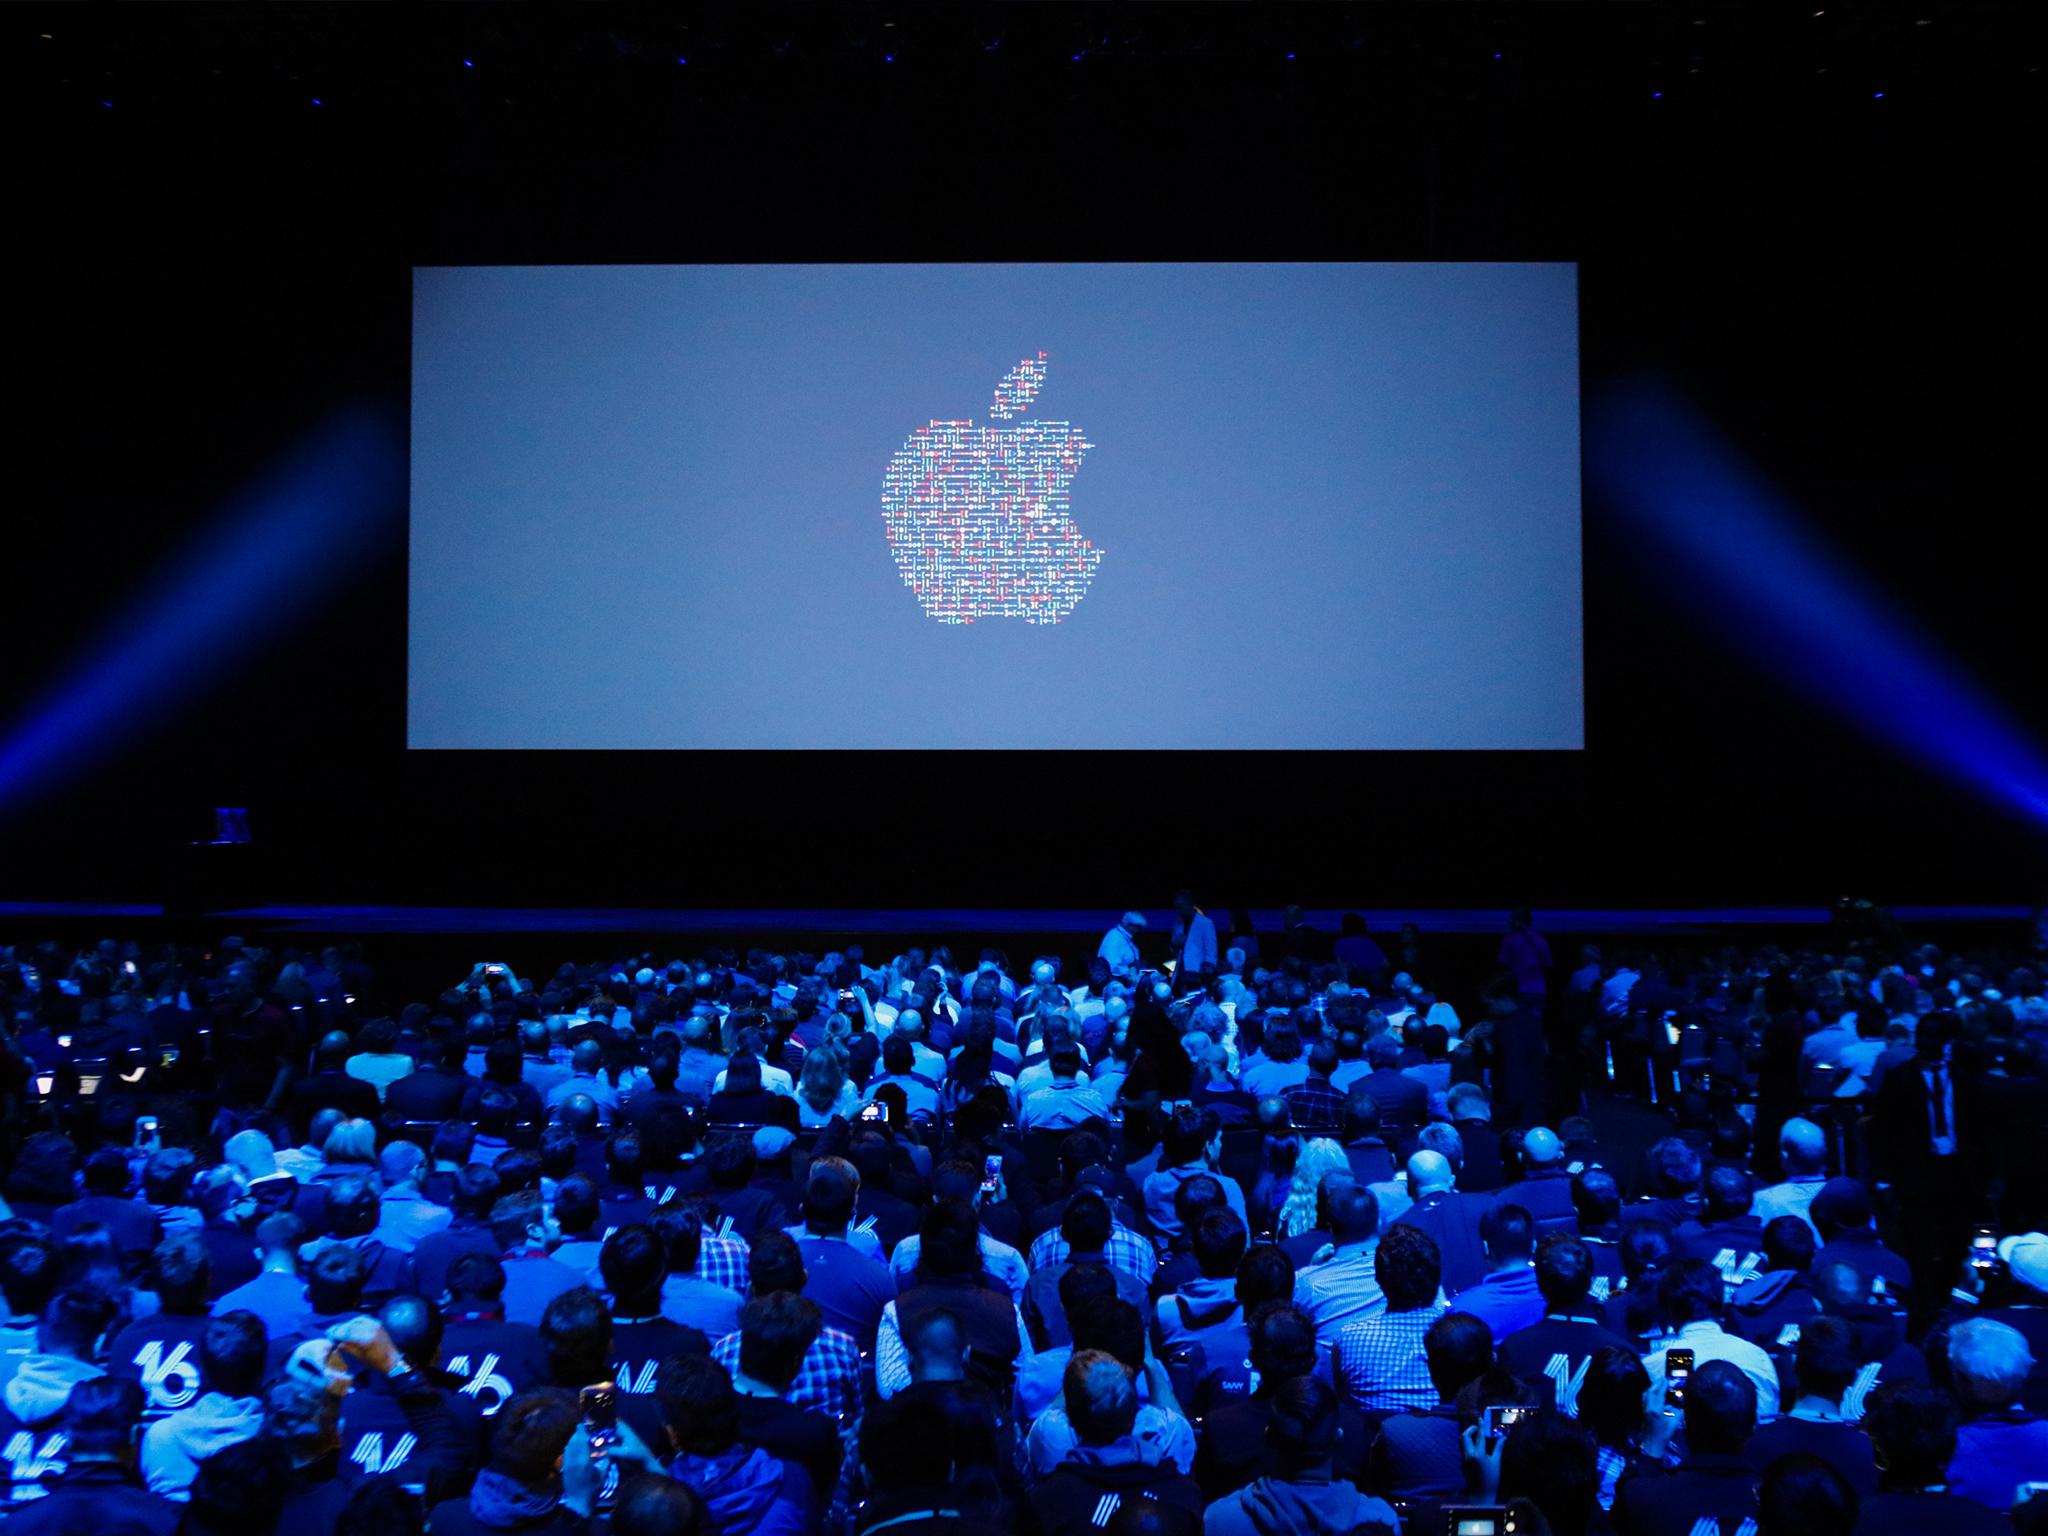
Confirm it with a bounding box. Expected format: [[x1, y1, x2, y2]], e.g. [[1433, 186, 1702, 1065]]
[[1, 901, 2047, 1536]]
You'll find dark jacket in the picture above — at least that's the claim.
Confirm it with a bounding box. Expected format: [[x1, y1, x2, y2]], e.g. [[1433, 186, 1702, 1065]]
[[3, 1460, 178, 1536], [1028, 1455, 1203, 1536], [1611, 1451, 1760, 1536]]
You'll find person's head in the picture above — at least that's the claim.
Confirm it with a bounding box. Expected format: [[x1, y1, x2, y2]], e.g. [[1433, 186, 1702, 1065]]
[[184, 1435, 292, 1536], [491, 1191, 549, 1252], [1446, 1083, 1491, 1124], [1572, 1168, 1621, 1232], [431, 1120, 478, 1169], [1406, 1149, 1456, 1198], [452, 1163, 503, 1228], [323, 1118, 377, 1168], [903, 1307, 969, 1383], [605, 1131, 645, 1186], [379, 1139, 427, 1193], [1375, 1224, 1443, 1311], [1266, 1375, 1342, 1474], [1192, 1208, 1248, 1281], [1162, 1105, 1220, 1168], [1499, 1410, 1599, 1536], [1864, 1382, 1957, 1489], [649, 1204, 705, 1280], [540, 1286, 613, 1388], [1757, 1453, 1858, 1536], [321, 1172, 381, 1239], [1171, 1173, 1225, 1237], [1416, 1120, 1464, 1172], [1644, 1137, 1702, 1198], [1657, 1257, 1724, 1328], [1534, 1234, 1595, 1313], [1792, 1314, 1858, 1407], [149, 1231, 211, 1314], [1701, 1165, 1753, 1223], [379, 1294, 444, 1368], [1326, 1180, 1379, 1247], [1762, 1215, 1817, 1274], [1579, 1346, 1651, 1447], [1067, 1296, 1146, 1378], [1246, 1301, 1319, 1386], [202, 1309, 268, 1398], [339, 1476, 428, 1536], [656, 1355, 739, 1459], [1808, 1178, 1873, 1240], [64, 1375, 147, 1467], [1063, 1349, 1138, 1447], [1423, 1312, 1493, 1403], [552, 1174, 598, 1238], [738, 1292, 821, 1393], [1236, 1246, 1297, 1314], [1683, 1359, 1757, 1454], [1480, 1203, 1535, 1270], [1777, 1117, 1827, 1177], [748, 1231, 806, 1296], [610, 1473, 709, 1536], [1341, 1087, 1381, 1144], [600, 1225, 669, 1309], [306, 1243, 369, 1316], [1061, 1188, 1114, 1257], [446, 1252, 507, 1312], [916, 1199, 982, 1280], [491, 1389, 581, 1487], [801, 1164, 857, 1235], [1948, 1317, 2035, 1410], [0, 1235, 55, 1322]]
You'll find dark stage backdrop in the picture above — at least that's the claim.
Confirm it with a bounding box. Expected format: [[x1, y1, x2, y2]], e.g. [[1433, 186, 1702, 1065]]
[[7, 4, 2046, 910]]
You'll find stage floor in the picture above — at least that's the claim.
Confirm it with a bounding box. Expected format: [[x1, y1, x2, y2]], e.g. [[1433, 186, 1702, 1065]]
[[0, 900, 2032, 937]]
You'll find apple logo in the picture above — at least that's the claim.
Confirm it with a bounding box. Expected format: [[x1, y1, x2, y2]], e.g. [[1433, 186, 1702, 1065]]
[[881, 351, 1102, 625]]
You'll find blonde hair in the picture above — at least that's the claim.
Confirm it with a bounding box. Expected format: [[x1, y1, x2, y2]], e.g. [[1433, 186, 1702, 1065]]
[[799, 1046, 848, 1113], [1277, 1137, 1351, 1238]]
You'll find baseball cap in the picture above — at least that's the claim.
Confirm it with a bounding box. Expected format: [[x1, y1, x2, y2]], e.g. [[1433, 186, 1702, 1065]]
[[1998, 1232, 2048, 1295], [1121, 911, 1148, 929]]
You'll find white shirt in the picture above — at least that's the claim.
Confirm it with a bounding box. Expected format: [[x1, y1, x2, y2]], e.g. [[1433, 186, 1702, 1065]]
[[1752, 1176, 1827, 1241], [874, 1295, 1037, 1398], [1644, 1318, 1781, 1421], [1098, 925, 1142, 978], [888, 1231, 1030, 1303]]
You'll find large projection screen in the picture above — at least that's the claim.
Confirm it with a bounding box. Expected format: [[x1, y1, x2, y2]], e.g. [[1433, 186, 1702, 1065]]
[[410, 263, 1582, 749]]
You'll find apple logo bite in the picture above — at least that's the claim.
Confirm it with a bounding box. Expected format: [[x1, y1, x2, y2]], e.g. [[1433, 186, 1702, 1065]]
[[881, 351, 1102, 625]]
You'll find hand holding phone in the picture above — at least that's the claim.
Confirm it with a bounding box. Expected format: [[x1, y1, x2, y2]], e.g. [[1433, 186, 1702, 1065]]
[[857, 1101, 890, 1125], [1663, 1347, 1694, 1409], [980, 1153, 1003, 1199]]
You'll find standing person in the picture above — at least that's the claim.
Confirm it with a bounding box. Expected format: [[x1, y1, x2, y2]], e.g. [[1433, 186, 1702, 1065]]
[[1498, 909, 1553, 1005], [1098, 914, 1146, 983], [1170, 893, 1217, 988], [1873, 1010, 1984, 1327]]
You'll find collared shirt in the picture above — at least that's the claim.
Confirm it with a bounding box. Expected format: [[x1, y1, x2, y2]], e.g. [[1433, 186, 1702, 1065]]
[[1025, 1402, 1195, 1478], [1293, 1240, 1385, 1349], [1448, 1264, 1545, 1345], [1333, 1301, 1448, 1411], [1029, 1222, 1158, 1289]]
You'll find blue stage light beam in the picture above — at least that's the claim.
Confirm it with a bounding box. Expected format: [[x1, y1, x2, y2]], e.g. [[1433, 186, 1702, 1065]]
[[1586, 379, 2048, 825], [0, 407, 404, 811]]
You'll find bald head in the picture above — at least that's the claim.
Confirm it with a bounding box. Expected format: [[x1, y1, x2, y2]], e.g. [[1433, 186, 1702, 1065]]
[[316, 1031, 353, 1070], [557, 1093, 599, 1135], [1778, 1117, 1826, 1175], [1408, 1150, 1455, 1197], [1522, 1127, 1562, 1169], [572, 1039, 603, 1075]]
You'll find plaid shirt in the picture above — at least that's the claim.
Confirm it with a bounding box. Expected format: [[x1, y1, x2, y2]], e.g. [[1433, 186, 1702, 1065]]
[[696, 1232, 751, 1295], [713, 1321, 864, 1429], [1029, 1222, 1157, 1288], [1332, 1301, 1448, 1411], [1282, 1077, 1347, 1131]]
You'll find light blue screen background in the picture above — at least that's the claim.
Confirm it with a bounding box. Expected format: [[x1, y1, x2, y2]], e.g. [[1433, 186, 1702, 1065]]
[[410, 263, 1582, 749]]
